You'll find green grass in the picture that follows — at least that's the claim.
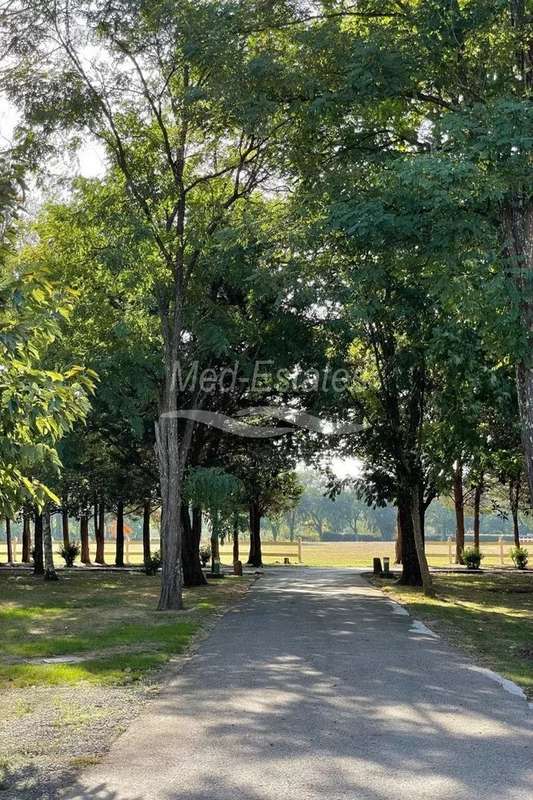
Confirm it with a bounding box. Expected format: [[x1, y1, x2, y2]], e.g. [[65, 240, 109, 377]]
[[0, 572, 249, 688], [373, 572, 533, 698]]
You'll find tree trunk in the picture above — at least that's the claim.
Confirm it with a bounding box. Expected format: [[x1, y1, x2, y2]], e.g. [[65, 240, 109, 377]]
[[181, 503, 207, 586], [115, 500, 124, 567], [247, 502, 263, 567], [33, 509, 44, 575], [93, 498, 98, 540], [233, 515, 240, 564], [473, 483, 483, 551], [143, 500, 152, 568], [288, 509, 296, 542], [155, 413, 184, 610], [43, 510, 58, 581], [503, 197, 533, 506], [395, 509, 402, 564], [5, 517, 12, 564], [95, 502, 106, 564], [62, 506, 70, 549], [510, 478, 521, 547], [453, 461, 465, 563], [210, 511, 221, 572], [410, 490, 434, 597], [80, 514, 91, 564], [22, 512, 31, 563], [397, 498, 422, 586]]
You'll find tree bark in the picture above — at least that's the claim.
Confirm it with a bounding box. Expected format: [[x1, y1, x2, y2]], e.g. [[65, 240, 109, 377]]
[[43, 510, 58, 581], [288, 509, 296, 542], [61, 506, 70, 549], [210, 511, 221, 573], [503, 197, 533, 506], [410, 490, 434, 597], [5, 517, 12, 564], [233, 515, 240, 564], [247, 501, 263, 567], [181, 503, 207, 586], [22, 511, 31, 563], [510, 477, 521, 547], [473, 483, 483, 551], [453, 461, 465, 563], [505, 0, 533, 504], [397, 498, 422, 585], [80, 514, 91, 564], [95, 502, 106, 564], [395, 509, 402, 564], [143, 500, 152, 569], [33, 509, 44, 575], [115, 499, 124, 567], [155, 413, 185, 610]]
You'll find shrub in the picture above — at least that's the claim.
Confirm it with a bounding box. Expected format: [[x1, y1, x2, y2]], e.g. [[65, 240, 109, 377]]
[[463, 547, 484, 570], [144, 551, 161, 576], [510, 546, 529, 570], [58, 542, 80, 567], [199, 545, 211, 568]]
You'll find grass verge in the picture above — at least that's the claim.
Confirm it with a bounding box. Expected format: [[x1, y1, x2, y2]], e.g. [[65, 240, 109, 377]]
[[0, 571, 250, 688], [372, 572, 533, 698]]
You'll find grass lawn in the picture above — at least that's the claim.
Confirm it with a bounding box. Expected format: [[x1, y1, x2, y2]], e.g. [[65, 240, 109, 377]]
[[0, 571, 250, 688], [0, 571, 251, 797], [373, 572, 533, 698]]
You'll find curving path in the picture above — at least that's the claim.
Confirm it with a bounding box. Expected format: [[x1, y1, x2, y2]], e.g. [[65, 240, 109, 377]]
[[63, 569, 533, 800]]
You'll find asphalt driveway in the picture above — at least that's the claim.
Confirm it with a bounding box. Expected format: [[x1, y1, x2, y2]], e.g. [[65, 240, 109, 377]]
[[62, 568, 533, 800]]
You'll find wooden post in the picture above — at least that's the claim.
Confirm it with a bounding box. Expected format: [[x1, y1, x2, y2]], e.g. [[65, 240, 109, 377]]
[[125, 536, 130, 564], [12, 537, 17, 563], [298, 537, 303, 564], [448, 536, 453, 564], [499, 536, 504, 566]]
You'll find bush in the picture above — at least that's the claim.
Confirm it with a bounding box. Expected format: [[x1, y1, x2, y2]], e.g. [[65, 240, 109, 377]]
[[463, 547, 484, 570], [199, 545, 211, 567], [510, 546, 529, 570], [144, 551, 161, 576], [58, 542, 80, 567]]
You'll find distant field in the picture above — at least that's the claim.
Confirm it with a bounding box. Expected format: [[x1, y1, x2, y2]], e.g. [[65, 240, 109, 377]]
[[1, 538, 530, 568]]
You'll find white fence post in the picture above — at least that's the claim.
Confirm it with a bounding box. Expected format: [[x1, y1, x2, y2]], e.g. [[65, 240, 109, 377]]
[[298, 537, 303, 564], [499, 536, 504, 566]]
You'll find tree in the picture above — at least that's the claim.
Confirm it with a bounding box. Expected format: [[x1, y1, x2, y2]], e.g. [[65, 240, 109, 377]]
[[185, 467, 243, 576], [0, 156, 93, 521], [2, 0, 303, 609]]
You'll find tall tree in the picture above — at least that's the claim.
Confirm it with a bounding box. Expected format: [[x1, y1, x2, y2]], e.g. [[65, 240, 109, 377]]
[[1, 0, 304, 609]]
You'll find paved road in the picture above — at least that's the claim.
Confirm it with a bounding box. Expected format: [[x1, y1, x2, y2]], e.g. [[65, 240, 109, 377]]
[[63, 569, 533, 800]]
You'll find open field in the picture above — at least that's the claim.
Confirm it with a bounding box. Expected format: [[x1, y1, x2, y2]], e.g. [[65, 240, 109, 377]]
[[0, 571, 251, 798], [373, 572, 533, 698], [2, 537, 531, 569]]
